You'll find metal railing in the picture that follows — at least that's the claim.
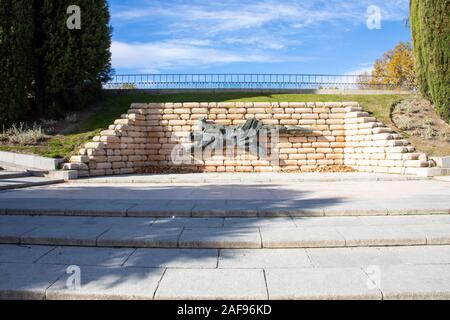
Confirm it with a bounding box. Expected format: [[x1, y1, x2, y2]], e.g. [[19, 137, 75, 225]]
[[104, 73, 414, 91]]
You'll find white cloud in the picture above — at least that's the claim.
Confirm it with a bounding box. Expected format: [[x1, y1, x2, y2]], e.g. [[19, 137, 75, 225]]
[[110, 0, 409, 72], [111, 41, 283, 72], [346, 65, 374, 76]]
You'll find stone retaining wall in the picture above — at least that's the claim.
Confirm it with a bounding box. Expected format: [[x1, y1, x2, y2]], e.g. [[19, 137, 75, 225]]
[[64, 102, 433, 177]]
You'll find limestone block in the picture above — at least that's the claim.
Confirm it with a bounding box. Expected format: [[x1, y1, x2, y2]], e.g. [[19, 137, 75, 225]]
[[63, 163, 88, 171], [100, 130, 120, 136], [388, 167, 405, 174], [100, 136, 121, 143], [307, 154, 325, 160], [218, 102, 236, 108], [114, 119, 133, 125], [404, 160, 429, 168], [182, 103, 199, 108], [86, 149, 106, 157], [96, 162, 112, 170], [386, 147, 409, 153], [298, 120, 317, 125], [89, 169, 106, 176], [345, 106, 363, 112], [289, 154, 307, 160], [296, 148, 316, 154], [378, 160, 397, 167], [326, 154, 344, 160], [324, 102, 343, 108], [346, 112, 370, 118], [317, 160, 335, 166], [326, 119, 345, 125], [70, 155, 89, 163], [85, 142, 105, 149], [128, 114, 146, 121], [312, 142, 330, 148]]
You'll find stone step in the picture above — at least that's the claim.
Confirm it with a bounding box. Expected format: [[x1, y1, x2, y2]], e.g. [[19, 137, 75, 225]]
[[1, 244, 450, 299], [0, 171, 30, 180], [1, 215, 450, 249], [0, 199, 448, 217], [0, 176, 64, 191]]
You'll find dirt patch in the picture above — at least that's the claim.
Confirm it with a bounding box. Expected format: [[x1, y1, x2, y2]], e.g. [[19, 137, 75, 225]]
[[302, 165, 355, 173], [391, 97, 450, 156]]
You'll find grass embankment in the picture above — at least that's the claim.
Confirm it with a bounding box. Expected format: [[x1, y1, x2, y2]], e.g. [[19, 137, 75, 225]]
[[0, 92, 408, 160]]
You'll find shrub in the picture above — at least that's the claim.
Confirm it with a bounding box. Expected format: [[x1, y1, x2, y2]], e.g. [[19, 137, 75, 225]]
[[0, 123, 46, 145]]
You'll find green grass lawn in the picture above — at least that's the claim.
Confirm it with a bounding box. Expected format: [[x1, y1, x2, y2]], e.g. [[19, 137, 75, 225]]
[[0, 92, 409, 160]]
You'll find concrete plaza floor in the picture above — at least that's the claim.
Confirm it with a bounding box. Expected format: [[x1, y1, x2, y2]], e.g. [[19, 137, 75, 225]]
[[0, 172, 449, 300], [1, 243, 450, 299], [0, 173, 448, 216]]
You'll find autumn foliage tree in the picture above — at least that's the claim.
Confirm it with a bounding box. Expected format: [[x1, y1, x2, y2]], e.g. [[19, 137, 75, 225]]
[[358, 42, 417, 90]]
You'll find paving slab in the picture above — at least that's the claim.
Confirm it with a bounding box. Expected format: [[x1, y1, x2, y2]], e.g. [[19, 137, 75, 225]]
[[125, 248, 219, 268], [388, 245, 450, 265], [191, 200, 229, 217], [223, 200, 260, 216], [265, 268, 382, 300], [358, 215, 448, 226], [0, 177, 63, 191], [84, 217, 156, 228], [378, 265, 450, 300], [219, 249, 312, 269], [65, 200, 135, 217], [155, 269, 267, 300], [294, 216, 363, 227], [179, 228, 262, 249], [257, 201, 325, 217], [0, 198, 71, 215], [0, 262, 65, 300], [1, 178, 450, 217], [20, 224, 111, 246], [223, 217, 296, 229], [261, 227, 345, 248], [46, 266, 164, 300], [37, 246, 134, 267], [306, 247, 403, 268], [127, 200, 192, 217], [407, 224, 450, 245], [152, 217, 224, 228], [0, 245, 55, 263], [0, 225, 38, 244], [97, 226, 183, 248], [336, 225, 426, 247], [0, 171, 29, 179]]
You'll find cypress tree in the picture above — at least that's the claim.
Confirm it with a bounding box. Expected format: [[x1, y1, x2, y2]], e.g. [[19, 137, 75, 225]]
[[0, 0, 35, 126], [37, 0, 112, 117], [410, 0, 450, 122]]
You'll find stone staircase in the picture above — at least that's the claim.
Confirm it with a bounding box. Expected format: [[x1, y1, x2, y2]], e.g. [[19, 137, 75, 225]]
[[0, 167, 64, 191], [1, 212, 450, 299], [1, 174, 449, 299]]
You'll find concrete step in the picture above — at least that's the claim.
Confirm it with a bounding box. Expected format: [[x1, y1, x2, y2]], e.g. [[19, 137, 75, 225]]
[[0, 176, 64, 191], [1, 215, 450, 249], [0, 171, 30, 180], [1, 243, 450, 299]]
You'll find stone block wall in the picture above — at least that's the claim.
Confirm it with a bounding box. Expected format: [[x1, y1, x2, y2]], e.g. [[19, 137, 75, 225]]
[[64, 102, 433, 177]]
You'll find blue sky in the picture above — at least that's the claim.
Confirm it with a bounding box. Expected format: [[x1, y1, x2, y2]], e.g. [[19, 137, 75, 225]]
[[108, 0, 411, 75]]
